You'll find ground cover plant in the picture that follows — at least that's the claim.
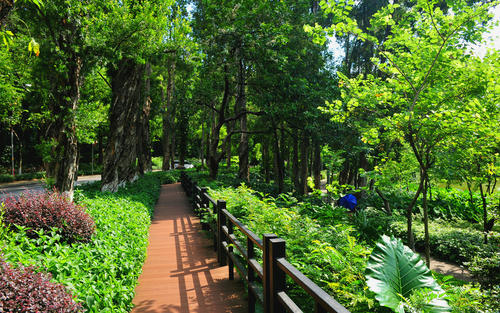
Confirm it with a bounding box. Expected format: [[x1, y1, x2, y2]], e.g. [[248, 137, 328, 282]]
[[0, 171, 176, 312]]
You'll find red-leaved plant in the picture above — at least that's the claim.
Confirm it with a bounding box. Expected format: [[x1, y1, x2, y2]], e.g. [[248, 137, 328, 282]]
[[0, 259, 83, 312], [2, 191, 95, 243]]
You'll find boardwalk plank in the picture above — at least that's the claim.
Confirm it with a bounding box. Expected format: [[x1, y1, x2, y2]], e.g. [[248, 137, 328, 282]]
[[132, 183, 248, 313]]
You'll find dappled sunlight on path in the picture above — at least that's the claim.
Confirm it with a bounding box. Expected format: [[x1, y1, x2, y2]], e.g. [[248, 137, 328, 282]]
[[131, 183, 247, 313]]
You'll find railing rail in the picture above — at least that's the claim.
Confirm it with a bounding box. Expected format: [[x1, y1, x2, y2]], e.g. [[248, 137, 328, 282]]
[[180, 171, 350, 313]]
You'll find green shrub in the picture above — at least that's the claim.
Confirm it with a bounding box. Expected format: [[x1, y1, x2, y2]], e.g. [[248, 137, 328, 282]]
[[149, 170, 180, 184], [362, 187, 488, 223], [0, 174, 14, 183], [0, 172, 163, 312], [15, 172, 45, 181], [389, 219, 500, 266], [78, 163, 102, 175], [209, 185, 375, 312], [467, 252, 500, 288]]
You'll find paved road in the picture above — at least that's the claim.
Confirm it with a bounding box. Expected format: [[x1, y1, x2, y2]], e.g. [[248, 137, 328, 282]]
[[0, 175, 101, 200]]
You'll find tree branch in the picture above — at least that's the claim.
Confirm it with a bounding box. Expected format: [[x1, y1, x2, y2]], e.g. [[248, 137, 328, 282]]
[[98, 71, 112, 89], [223, 110, 265, 124]]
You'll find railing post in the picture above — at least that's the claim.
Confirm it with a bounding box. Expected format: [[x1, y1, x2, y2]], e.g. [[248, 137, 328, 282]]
[[191, 180, 197, 205], [315, 302, 328, 313], [228, 221, 234, 280], [248, 237, 256, 313], [269, 238, 286, 313], [200, 187, 209, 230], [217, 200, 227, 266], [263, 234, 278, 313]]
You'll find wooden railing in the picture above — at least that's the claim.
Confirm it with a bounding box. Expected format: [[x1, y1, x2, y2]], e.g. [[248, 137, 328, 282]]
[[180, 172, 350, 313]]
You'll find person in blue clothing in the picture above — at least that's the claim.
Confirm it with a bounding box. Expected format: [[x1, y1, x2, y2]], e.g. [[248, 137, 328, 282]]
[[337, 193, 358, 212]]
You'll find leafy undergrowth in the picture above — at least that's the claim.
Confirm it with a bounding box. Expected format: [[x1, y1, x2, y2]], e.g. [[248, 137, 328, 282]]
[[0, 171, 178, 312], [189, 170, 498, 312]]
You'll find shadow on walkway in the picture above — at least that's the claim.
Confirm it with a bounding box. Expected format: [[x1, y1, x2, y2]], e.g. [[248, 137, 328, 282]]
[[132, 183, 247, 313]]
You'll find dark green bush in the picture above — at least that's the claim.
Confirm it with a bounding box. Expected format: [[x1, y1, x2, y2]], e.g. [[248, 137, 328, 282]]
[[467, 252, 500, 288], [362, 187, 487, 223], [0, 174, 14, 183], [77, 163, 102, 175]]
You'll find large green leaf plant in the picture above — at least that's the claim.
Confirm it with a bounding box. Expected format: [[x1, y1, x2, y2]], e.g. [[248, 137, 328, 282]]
[[366, 235, 451, 313]]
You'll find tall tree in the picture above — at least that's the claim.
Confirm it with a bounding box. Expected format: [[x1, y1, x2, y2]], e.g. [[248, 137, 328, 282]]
[[315, 0, 497, 265], [99, 0, 172, 192], [20, 0, 94, 197]]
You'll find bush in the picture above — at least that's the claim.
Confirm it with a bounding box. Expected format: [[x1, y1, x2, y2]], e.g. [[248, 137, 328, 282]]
[[208, 185, 375, 312], [389, 218, 500, 266], [77, 163, 102, 176], [15, 172, 45, 181], [0, 173, 163, 312], [467, 252, 500, 288], [0, 174, 14, 183], [149, 170, 180, 184], [0, 259, 83, 312], [0, 172, 45, 183], [2, 191, 95, 243]]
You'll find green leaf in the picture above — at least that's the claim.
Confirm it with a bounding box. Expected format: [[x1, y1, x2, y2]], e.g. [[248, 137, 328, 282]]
[[365, 235, 451, 313]]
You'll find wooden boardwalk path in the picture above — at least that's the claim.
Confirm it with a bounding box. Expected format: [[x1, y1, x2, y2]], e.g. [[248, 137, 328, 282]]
[[132, 183, 248, 313]]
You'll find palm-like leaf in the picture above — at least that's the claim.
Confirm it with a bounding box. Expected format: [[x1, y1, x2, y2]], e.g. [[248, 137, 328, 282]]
[[365, 235, 450, 313]]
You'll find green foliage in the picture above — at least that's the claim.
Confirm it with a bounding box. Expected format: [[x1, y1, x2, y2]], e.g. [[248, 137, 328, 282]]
[[190, 170, 497, 311], [389, 219, 500, 267], [0, 174, 14, 183], [0, 172, 44, 182], [208, 184, 375, 312], [361, 186, 488, 223], [0, 173, 164, 312], [78, 163, 102, 176], [366, 235, 450, 313], [467, 252, 500, 289]]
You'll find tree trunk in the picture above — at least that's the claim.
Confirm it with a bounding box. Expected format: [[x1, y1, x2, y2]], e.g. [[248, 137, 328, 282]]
[[237, 58, 249, 182], [466, 180, 476, 214], [272, 125, 284, 193], [177, 105, 189, 167], [375, 188, 392, 215], [46, 56, 83, 199], [423, 174, 431, 268], [358, 152, 369, 187], [200, 121, 205, 167], [226, 120, 234, 168], [313, 140, 321, 189], [292, 135, 300, 192], [206, 65, 233, 179], [299, 132, 309, 195], [137, 62, 152, 174], [162, 57, 176, 171], [406, 174, 424, 251], [479, 183, 489, 244], [101, 58, 144, 192], [0, 0, 13, 26], [262, 137, 270, 183]]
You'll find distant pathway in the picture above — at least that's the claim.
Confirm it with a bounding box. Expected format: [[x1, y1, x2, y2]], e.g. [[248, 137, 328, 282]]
[[131, 183, 247, 313]]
